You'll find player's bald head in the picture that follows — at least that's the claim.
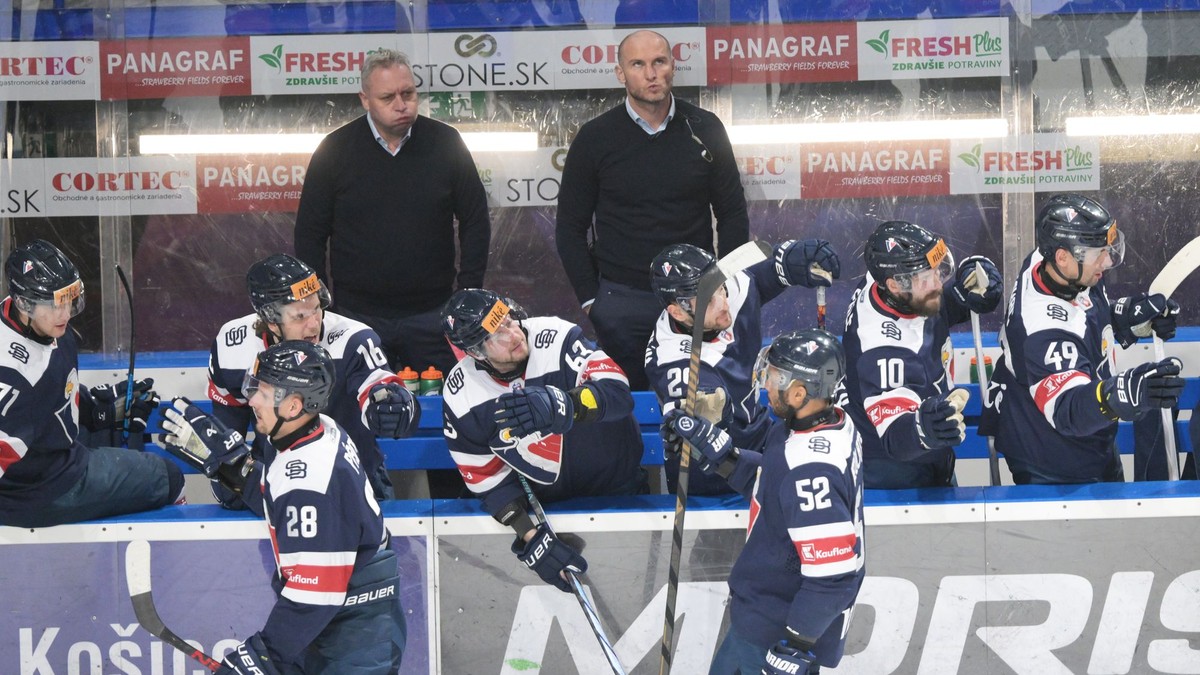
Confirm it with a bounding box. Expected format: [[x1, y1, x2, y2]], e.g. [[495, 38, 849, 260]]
[[617, 30, 671, 66]]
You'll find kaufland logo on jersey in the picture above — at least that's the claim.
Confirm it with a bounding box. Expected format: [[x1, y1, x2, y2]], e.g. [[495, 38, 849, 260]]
[[800, 541, 853, 563]]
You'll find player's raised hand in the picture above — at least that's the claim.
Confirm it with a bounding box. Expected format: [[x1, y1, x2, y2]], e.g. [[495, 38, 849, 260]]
[[951, 256, 1003, 314], [364, 381, 420, 439], [775, 239, 840, 288], [494, 385, 575, 438], [511, 523, 587, 593]]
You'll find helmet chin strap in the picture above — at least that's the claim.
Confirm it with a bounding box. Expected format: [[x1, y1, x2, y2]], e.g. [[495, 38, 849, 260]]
[[267, 399, 307, 440], [877, 283, 917, 316], [1041, 253, 1088, 298]]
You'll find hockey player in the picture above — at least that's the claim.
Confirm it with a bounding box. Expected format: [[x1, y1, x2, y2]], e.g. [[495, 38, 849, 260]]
[[985, 194, 1183, 484], [664, 330, 864, 674], [207, 254, 418, 506], [441, 288, 644, 591], [162, 341, 406, 673], [645, 239, 839, 495], [0, 239, 180, 528], [842, 220, 1002, 489]]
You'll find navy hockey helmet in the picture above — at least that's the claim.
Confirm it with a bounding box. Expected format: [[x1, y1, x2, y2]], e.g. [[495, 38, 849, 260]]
[[243, 340, 336, 414], [754, 329, 845, 404], [650, 243, 715, 312], [864, 221, 955, 291], [1035, 193, 1124, 268], [246, 254, 331, 324], [442, 288, 526, 358], [5, 239, 85, 317]]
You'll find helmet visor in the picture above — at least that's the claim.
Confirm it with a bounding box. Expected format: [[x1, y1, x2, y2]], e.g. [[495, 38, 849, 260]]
[[16, 279, 85, 319], [752, 346, 795, 402], [676, 283, 727, 317], [1072, 227, 1124, 270], [243, 361, 290, 406], [892, 240, 955, 293]]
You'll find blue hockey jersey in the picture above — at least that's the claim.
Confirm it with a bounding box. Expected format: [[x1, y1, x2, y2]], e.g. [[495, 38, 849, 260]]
[[987, 251, 1120, 481], [257, 414, 393, 664], [841, 278, 971, 487], [727, 409, 865, 668], [441, 317, 643, 519], [208, 311, 401, 504], [644, 260, 782, 495]]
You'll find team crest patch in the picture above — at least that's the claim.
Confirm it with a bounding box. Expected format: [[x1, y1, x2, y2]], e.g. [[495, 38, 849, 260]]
[[885, 238, 899, 252], [802, 340, 819, 355], [1063, 207, 1078, 221], [292, 352, 307, 365], [661, 262, 674, 276], [21, 261, 33, 274]]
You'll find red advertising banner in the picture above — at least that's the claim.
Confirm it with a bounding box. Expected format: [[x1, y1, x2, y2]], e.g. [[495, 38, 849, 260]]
[[706, 24, 857, 85], [196, 154, 310, 214], [800, 140, 951, 199], [101, 37, 253, 100]]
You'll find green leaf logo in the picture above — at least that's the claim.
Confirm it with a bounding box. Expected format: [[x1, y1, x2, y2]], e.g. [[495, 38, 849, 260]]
[[505, 659, 541, 671], [258, 44, 284, 71], [866, 29, 890, 55], [958, 143, 983, 171]]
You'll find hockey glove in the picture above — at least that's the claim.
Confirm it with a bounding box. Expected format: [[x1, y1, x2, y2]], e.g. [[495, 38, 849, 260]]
[[667, 409, 740, 478], [160, 397, 254, 495], [87, 379, 159, 432], [512, 522, 587, 593], [763, 640, 818, 675], [1112, 293, 1178, 348], [775, 239, 841, 288], [1098, 358, 1184, 421], [364, 381, 420, 439], [950, 255, 1003, 314], [914, 388, 969, 450], [494, 385, 574, 438], [216, 633, 281, 675]]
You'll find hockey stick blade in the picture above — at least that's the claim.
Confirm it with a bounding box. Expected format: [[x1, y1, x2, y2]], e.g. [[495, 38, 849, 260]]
[[125, 540, 221, 671], [1149, 235, 1200, 299]]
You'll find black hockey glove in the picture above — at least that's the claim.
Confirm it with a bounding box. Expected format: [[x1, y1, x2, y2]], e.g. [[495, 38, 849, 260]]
[[1098, 358, 1184, 421], [1112, 293, 1178, 349], [763, 640, 817, 675], [494, 385, 574, 438], [160, 397, 254, 495], [511, 522, 587, 593], [950, 255, 1003, 314], [914, 389, 969, 450], [364, 381, 420, 439], [215, 633, 281, 675], [775, 239, 840, 288], [666, 409, 740, 478], [87, 379, 159, 432]]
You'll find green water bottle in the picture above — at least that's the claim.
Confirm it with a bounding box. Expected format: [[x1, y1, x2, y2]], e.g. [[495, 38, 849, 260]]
[[419, 366, 444, 396]]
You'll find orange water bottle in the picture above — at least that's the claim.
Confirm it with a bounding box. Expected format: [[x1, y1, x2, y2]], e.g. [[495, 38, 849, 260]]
[[397, 367, 420, 394], [419, 366, 444, 395]]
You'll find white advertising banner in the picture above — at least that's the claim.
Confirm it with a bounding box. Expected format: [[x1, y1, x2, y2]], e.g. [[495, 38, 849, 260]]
[[0, 157, 199, 217], [856, 17, 1009, 81], [950, 134, 1101, 194], [0, 41, 100, 101]]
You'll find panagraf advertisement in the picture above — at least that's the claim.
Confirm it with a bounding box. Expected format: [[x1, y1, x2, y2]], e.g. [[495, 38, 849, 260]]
[[101, 37, 253, 100], [195, 154, 311, 213], [0, 41, 100, 101], [707, 24, 857, 85], [857, 17, 1009, 81], [799, 141, 952, 199], [950, 134, 1101, 194]]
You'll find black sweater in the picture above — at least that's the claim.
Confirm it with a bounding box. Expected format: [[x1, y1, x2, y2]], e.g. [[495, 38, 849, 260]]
[[295, 115, 490, 317], [555, 98, 749, 304]]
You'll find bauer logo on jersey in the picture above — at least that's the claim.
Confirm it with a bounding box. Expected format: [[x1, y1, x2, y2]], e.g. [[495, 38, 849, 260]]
[[290, 274, 321, 300], [482, 300, 510, 334], [926, 239, 949, 269]]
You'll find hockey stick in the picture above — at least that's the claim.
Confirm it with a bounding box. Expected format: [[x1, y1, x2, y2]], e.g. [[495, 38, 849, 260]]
[[965, 261, 1002, 487], [125, 540, 221, 671], [1147, 235, 1200, 481], [659, 240, 771, 675], [115, 265, 143, 450], [812, 265, 833, 331], [516, 475, 627, 675]]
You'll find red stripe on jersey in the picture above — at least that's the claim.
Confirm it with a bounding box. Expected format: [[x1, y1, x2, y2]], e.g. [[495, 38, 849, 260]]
[[357, 374, 405, 409], [280, 562, 354, 594], [207, 379, 246, 407], [746, 494, 761, 537], [458, 455, 507, 485], [527, 435, 562, 463], [1033, 370, 1089, 415], [865, 396, 919, 427], [795, 533, 858, 565], [0, 441, 22, 471], [582, 356, 626, 381]]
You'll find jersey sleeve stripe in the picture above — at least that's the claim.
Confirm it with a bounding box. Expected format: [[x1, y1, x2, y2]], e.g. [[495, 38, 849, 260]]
[[356, 372, 403, 409], [207, 379, 246, 407], [581, 353, 629, 385], [789, 527, 860, 578], [277, 551, 356, 605], [1032, 369, 1091, 421], [449, 451, 511, 491], [863, 389, 921, 435]]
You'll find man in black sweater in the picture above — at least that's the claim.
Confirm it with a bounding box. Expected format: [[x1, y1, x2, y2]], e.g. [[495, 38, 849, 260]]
[[556, 29, 749, 390], [295, 48, 491, 377]]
